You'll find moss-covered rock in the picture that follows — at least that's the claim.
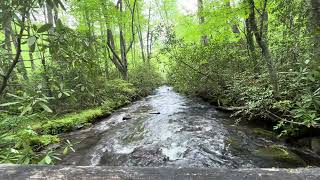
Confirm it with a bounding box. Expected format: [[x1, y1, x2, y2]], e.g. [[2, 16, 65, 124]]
[[253, 145, 306, 166], [30, 135, 60, 147], [39, 108, 110, 135]]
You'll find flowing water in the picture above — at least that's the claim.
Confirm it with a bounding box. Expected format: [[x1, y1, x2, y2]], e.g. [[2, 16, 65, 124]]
[[59, 86, 320, 168]]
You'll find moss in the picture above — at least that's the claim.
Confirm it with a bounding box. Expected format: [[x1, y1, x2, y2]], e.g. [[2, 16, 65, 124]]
[[30, 135, 60, 146], [39, 95, 133, 135], [253, 128, 277, 139], [225, 138, 251, 154], [39, 108, 108, 135], [253, 145, 306, 166]]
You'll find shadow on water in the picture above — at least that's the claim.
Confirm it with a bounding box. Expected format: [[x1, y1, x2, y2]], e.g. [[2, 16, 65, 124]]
[[59, 86, 320, 168]]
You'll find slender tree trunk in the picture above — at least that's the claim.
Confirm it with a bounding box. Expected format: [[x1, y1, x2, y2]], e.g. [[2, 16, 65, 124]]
[[27, 24, 35, 70], [311, 0, 320, 60], [137, 25, 146, 63], [11, 24, 29, 80], [46, 2, 54, 25], [3, 18, 14, 64], [0, 13, 27, 96], [99, 13, 109, 79], [245, 19, 259, 73], [146, 7, 152, 62], [198, 0, 208, 45], [248, 0, 279, 97], [107, 29, 127, 80], [148, 31, 153, 60], [119, 0, 128, 80], [226, 1, 240, 33], [2, 10, 18, 81], [54, 7, 59, 24], [136, 6, 146, 63]]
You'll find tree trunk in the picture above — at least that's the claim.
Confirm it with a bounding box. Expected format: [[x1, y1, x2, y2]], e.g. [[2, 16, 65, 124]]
[[146, 7, 152, 62], [99, 13, 109, 79], [248, 0, 279, 97], [311, 0, 320, 60], [46, 2, 54, 25], [2, 9, 18, 81], [119, 0, 128, 80], [11, 24, 29, 80], [136, 6, 146, 63], [3, 18, 14, 64], [137, 25, 146, 63], [245, 19, 259, 73], [27, 25, 36, 70], [198, 0, 209, 45], [0, 13, 27, 96]]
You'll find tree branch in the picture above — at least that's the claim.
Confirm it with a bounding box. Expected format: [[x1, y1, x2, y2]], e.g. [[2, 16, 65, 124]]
[[106, 41, 125, 70], [265, 110, 320, 128], [124, 0, 137, 54], [0, 10, 27, 96]]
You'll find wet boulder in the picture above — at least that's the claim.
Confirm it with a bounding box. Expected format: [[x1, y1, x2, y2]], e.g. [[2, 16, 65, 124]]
[[127, 147, 167, 166], [123, 115, 133, 120], [253, 145, 306, 167]]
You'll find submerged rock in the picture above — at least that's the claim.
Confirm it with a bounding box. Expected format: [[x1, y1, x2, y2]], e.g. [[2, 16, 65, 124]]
[[253, 145, 306, 166], [123, 115, 133, 120]]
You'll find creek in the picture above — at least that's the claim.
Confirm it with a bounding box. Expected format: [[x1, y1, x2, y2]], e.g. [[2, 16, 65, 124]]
[[59, 86, 320, 168]]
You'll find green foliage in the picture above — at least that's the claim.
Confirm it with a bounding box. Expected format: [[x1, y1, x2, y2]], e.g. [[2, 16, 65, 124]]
[[129, 64, 163, 96], [0, 92, 53, 116], [40, 108, 106, 135]]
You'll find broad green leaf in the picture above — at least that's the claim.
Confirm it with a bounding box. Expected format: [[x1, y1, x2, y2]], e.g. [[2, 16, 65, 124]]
[[7, 93, 23, 99], [0, 102, 20, 107], [44, 155, 52, 164], [23, 158, 30, 165], [63, 92, 70, 97], [63, 147, 69, 155], [39, 103, 53, 113], [27, 36, 37, 48], [20, 105, 32, 116], [38, 155, 52, 165], [0, 68, 5, 76]]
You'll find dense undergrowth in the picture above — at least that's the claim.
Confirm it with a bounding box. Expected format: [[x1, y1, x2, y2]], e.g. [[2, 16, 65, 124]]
[[163, 0, 320, 138], [0, 72, 162, 164], [167, 40, 320, 137]]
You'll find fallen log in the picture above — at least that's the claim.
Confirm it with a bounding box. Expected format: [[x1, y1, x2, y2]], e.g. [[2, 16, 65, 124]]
[[1, 165, 320, 180]]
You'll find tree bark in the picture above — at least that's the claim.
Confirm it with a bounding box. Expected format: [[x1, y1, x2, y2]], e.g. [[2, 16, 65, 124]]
[[247, 0, 279, 97], [27, 24, 35, 70], [46, 2, 54, 25], [117, 0, 128, 80], [198, 0, 209, 45], [137, 25, 146, 63], [136, 5, 146, 63], [311, 0, 320, 59], [245, 18, 259, 73], [0, 14, 27, 96], [146, 7, 152, 62], [11, 24, 29, 80]]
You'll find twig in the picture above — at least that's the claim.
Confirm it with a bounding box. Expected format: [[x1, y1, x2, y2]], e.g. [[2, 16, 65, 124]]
[[265, 110, 320, 128]]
